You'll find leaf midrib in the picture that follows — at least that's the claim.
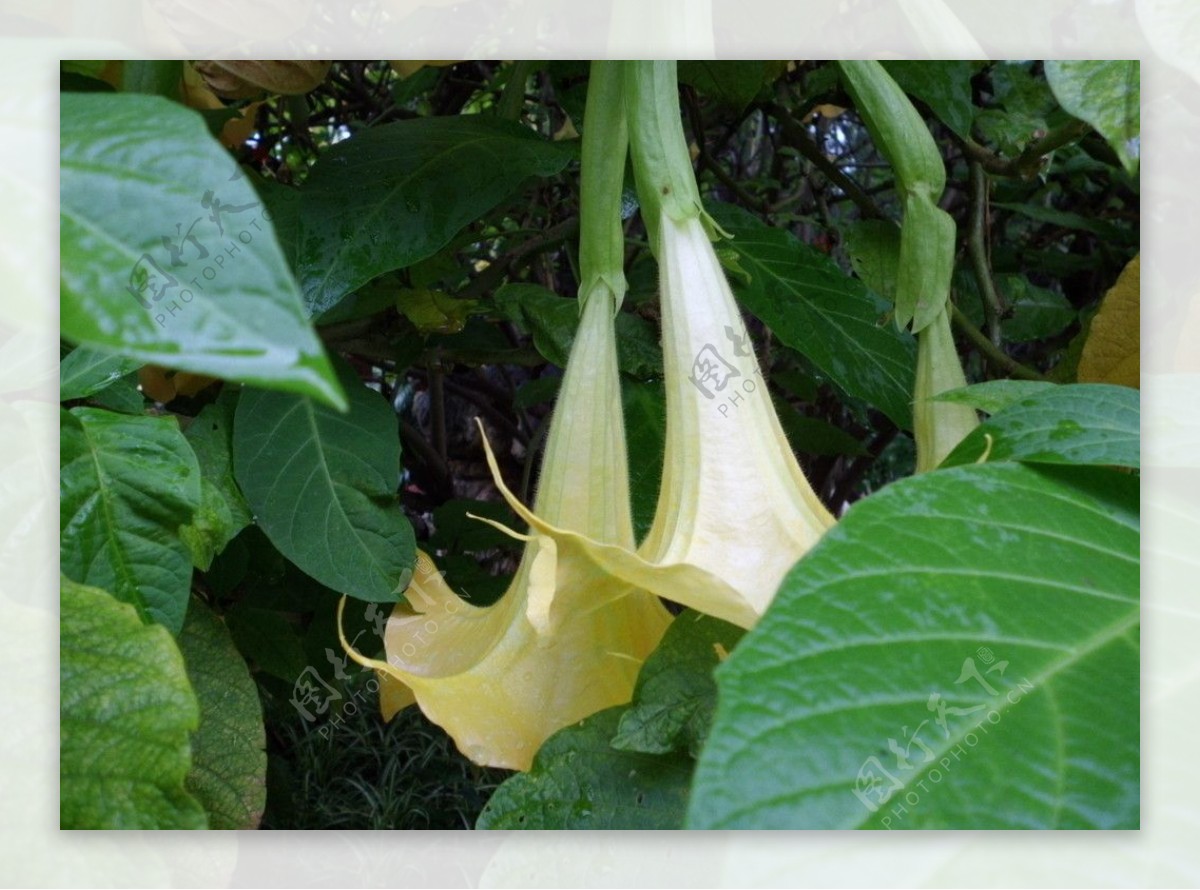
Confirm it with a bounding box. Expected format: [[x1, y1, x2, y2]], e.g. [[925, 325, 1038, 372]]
[[256, 394, 390, 597]]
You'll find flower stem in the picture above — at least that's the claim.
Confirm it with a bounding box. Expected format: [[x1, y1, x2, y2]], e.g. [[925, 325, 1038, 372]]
[[578, 61, 630, 310], [625, 61, 705, 247]]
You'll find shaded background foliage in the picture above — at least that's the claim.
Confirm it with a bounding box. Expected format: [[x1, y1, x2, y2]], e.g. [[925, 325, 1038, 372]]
[[59, 60, 1138, 829]]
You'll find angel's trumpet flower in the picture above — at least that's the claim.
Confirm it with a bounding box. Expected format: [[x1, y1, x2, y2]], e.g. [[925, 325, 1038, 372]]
[[341, 285, 671, 770], [480, 63, 836, 629], [341, 62, 671, 771]]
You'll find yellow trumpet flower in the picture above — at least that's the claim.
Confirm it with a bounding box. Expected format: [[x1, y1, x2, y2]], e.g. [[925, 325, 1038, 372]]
[[341, 63, 671, 770], [341, 288, 671, 771]]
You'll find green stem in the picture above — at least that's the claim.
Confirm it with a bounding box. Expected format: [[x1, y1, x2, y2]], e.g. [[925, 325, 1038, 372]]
[[967, 160, 1005, 345], [578, 61, 630, 309], [496, 61, 535, 121], [961, 119, 1090, 178], [625, 61, 705, 246], [950, 304, 1048, 381]]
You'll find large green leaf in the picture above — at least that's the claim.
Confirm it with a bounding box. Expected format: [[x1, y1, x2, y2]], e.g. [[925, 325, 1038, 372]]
[[941, 382, 1139, 470], [59, 92, 345, 409], [708, 202, 917, 429], [179, 600, 267, 829], [268, 116, 575, 317], [60, 407, 201, 633], [60, 577, 207, 829], [1045, 61, 1139, 174], [232, 360, 415, 603], [476, 707, 692, 830], [612, 611, 744, 758], [688, 462, 1139, 829], [933, 379, 1056, 415]]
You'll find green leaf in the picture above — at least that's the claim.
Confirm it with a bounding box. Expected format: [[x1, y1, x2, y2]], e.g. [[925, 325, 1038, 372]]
[[1045, 61, 1139, 174], [233, 359, 416, 603], [623, 379, 667, 544], [476, 707, 692, 829], [60, 346, 142, 401], [881, 61, 975, 141], [180, 390, 253, 568], [269, 116, 575, 317], [59, 93, 345, 410], [612, 611, 744, 758], [224, 604, 309, 684], [678, 61, 780, 113], [933, 379, 1057, 415], [688, 462, 1138, 829], [123, 60, 182, 98], [975, 62, 1057, 156], [60, 577, 207, 829], [88, 373, 146, 414], [940, 382, 1139, 469], [707, 201, 917, 430], [994, 202, 1131, 243], [60, 407, 201, 633], [999, 274, 1077, 342], [178, 600, 267, 829], [513, 375, 561, 410], [495, 283, 662, 378], [775, 398, 870, 457], [896, 192, 956, 333], [841, 218, 901, 301]]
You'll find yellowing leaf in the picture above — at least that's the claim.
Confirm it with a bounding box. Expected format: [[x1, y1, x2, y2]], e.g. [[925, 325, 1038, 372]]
[[395, 287, 477, 334], [1079, 254, 1139, 388], [390, 60, 459, 79]]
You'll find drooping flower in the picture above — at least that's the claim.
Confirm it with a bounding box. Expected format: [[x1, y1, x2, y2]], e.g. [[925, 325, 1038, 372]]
[[342, 284, 671, 770], [341, 62, 672, 771], [474, 62, 837, 630]]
